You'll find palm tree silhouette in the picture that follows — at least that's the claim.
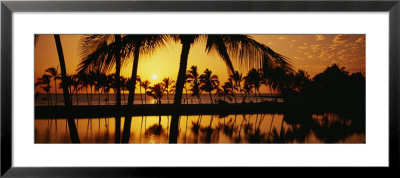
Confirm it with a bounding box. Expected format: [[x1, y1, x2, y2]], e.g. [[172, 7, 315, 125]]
[[146, 83, 164, 104], [140, 80, 151, 104], [186, 65, 202, 104], [162, 77, 175, 104], [123, 35, 169, 106], [71, 74, 82, 106], [199, 69, 219, 104], [92, 70, 104, 106], [77, 72, 91, 105], [293, 69, 311, 92], [241, 82, 253, 103], [263, 66, 294, 94], [229, 71, 244, 103], [58, 74, 74, 102], [36, 74, 52, 106], [218, 81, 234, 103], [53, 34, 79, 143], [136, 75, 143, 104], [120, 76, 128, 105], [244, 68, 263, 102], [171, 34, 291, 106], [78, 35, 126, 107], [45, 67, 60, 106], [168, 34, 290, 143]]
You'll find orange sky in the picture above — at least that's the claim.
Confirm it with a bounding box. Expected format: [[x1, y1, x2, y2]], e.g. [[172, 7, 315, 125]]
[[34, 34, 365, 94]]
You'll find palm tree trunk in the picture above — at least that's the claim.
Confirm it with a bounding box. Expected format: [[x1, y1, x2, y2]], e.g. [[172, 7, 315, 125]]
[[76, 91, 79, 106], [98, 91, 101, 106], [122, 90, 125, 105], [90, 85, 93, 105], [48, 85, 52, 106], [86, 88, 90, 105], [170, 42, 191, 143], [122, 42, 139, 143], [144, 89, 147, 104], [121, 115, 132, 143], [209, 92, 213, 104], [115, 116, 121, 143], [140, 87, 143, 104], [166, 92, 169, 104], [238, 84, 244, 100], [115, 35, 122, 107], [233, 92, 237, 104], [185, 86, 188, 104], [54, 34, 79, 143], [127, 44, 140, 106], [54, 79, 57, 106], [254, 88, 258, 102], [47, 91, 50, 106]]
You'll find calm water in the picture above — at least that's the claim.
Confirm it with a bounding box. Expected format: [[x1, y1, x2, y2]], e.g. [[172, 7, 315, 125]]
[[35, 113, 365, 144], [35, 93, 283, 106]]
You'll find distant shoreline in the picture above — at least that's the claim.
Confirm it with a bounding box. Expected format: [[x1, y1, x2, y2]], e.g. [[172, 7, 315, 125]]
[[35, 103, 365, 119]]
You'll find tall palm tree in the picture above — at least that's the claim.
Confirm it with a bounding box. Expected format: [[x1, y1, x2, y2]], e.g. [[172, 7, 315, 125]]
[[78, 72, 91, 105], [293, 69, 311, 92], [58, 74, 74, 102], [36, 74, 51, 105], [171, 34, 291, 106], [168, 34, 291, 143], [136, 75, 143, 104], [229, 71, 244, 103], [219, 81, 235, 103], [119, 35, 168, 144], [140, 80, 151, 104], [36, 74, 52, 106], [263, 66, 294, 94], [241, 82, 253, 103], [199, 69, 219, 104], [53, 34, 80, 143], [120, 76, 128, 105], [93, 70, 105, 106], [71, 74, 82, 106], [162, 77, 175, 104], [78, 35, 125, 107], [45, 67, 60, 106], [244, 68, 263, 102], [186, 65, 202, 104], [123, 35, 169, 106], [146, 83, 164, 104]]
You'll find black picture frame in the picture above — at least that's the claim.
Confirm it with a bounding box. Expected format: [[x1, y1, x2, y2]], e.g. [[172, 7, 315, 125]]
[[1, 0, 399, 177]]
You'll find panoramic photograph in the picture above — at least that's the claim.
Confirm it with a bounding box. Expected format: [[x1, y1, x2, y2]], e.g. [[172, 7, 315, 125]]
[[34, 34, 365, 144]]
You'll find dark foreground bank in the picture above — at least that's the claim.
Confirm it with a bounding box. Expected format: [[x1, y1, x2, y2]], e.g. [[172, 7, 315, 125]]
[[35, 102, 365, 119]]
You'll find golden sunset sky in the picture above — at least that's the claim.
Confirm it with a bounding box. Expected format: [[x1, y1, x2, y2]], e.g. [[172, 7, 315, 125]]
[[35, 34, 365, 93]]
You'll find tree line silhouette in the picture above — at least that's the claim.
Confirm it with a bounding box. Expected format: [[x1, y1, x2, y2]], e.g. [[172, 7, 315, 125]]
[[36, 63, 365, 107]]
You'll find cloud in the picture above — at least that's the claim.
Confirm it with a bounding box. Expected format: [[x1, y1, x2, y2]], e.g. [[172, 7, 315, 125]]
[[315, 35, 326, 41], [277, 36, 286, 40], [298, 46, 308, 50], [355, 36, 365, 43], [332, 35, 347, 44], [311, 44, 322, 52]]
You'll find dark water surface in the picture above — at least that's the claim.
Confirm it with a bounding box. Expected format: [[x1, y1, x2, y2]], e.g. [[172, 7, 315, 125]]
[[35, 112, 365, 144]]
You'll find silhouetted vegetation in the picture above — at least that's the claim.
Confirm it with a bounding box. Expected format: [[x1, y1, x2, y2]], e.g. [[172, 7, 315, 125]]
[[283, 64, 365, 110]]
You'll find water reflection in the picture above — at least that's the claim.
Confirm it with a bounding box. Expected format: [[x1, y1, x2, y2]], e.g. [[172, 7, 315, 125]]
[[35, 112, 365, 144]]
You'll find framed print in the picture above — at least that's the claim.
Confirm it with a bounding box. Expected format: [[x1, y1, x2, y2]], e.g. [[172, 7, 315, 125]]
[[1, 0, 399, 177]]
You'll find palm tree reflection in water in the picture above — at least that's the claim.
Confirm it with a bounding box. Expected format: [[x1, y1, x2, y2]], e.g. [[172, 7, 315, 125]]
[[35, 113, 365, 144]]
